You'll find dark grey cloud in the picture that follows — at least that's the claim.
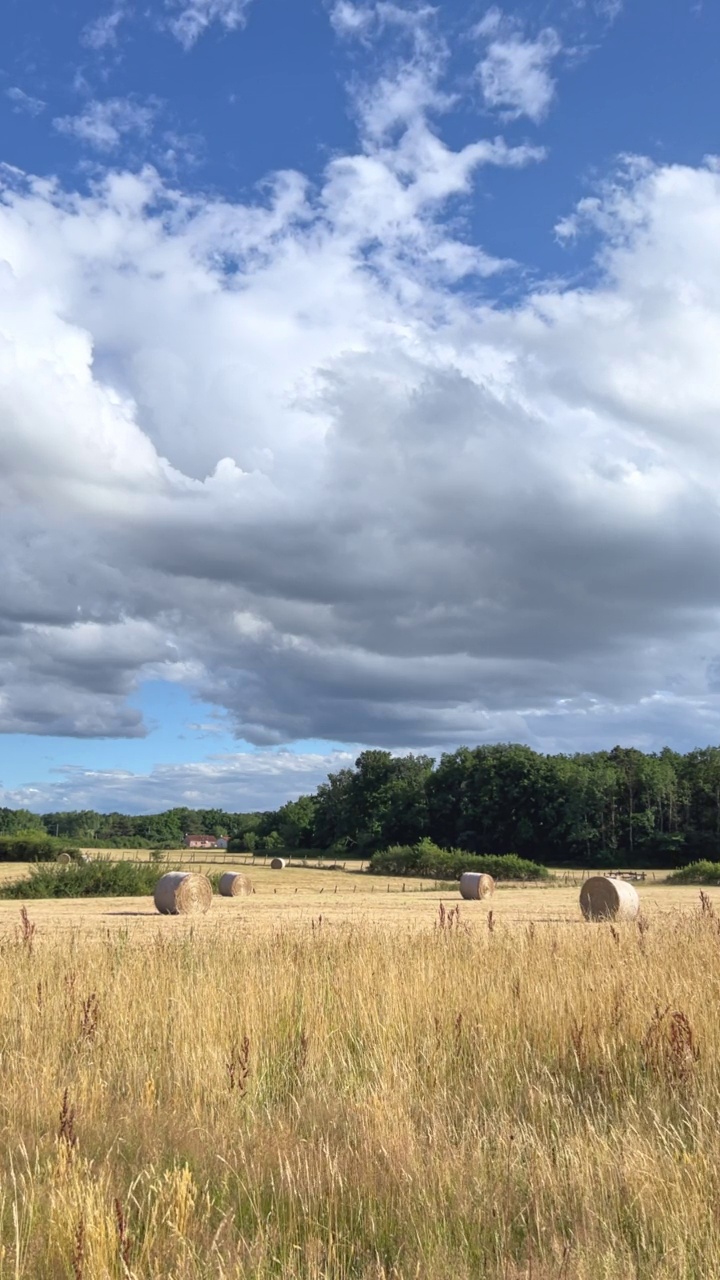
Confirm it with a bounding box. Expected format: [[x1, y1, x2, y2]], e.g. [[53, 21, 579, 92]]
[[1, 73, 720, 769]]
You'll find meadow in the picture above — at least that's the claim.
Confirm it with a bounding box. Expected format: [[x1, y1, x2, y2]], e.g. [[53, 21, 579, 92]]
[[0, 861, 718, 1278]]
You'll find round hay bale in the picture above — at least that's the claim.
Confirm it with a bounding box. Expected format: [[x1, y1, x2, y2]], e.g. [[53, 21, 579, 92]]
[[218, 871, 253, 897], [56, 852, 72, 865], [580, 875, 640, 922], [154, 871, 212, 916], [270, 857, 287, 870], [459, 872, 495, 901]]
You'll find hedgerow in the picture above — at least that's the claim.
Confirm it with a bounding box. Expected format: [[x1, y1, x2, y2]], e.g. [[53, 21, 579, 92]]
[[0, 834, 79, 862], [368, 839, 549, 881], [0, 859, 164, 899], [666, 861, 720, 886]]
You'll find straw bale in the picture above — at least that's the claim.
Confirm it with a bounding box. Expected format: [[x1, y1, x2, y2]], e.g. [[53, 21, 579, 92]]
[[154, 871, 213, 915], [270, 857, 287, 870], [580, 875, 639, 922], [218, 871, 253, 897], [459, 872, 495, 900], [56, 852, 72, 865]]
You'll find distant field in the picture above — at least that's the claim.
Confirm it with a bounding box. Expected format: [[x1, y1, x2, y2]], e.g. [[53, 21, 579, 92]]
[[0, 855, 711, 934]]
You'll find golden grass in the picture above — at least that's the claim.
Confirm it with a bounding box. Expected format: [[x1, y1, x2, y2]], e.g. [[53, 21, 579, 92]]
[[0, 857, 706, 933], [0, 883, 720, 1277]]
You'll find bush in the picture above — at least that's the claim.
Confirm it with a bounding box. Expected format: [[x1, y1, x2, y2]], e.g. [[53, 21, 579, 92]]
[[666, 861, 720, 886], [228, 832, 257, 853], [0, 859, 165, 899], [0, 834, 79, 862], [259, 831, 284, 852], [369, 840, 549, 881]]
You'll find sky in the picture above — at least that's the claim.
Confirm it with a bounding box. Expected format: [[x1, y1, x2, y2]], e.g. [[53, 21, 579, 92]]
[[2, 0, 720, 814]]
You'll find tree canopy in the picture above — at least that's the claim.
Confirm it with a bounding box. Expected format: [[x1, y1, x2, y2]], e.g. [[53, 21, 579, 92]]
[[5, 743, 720, 866]]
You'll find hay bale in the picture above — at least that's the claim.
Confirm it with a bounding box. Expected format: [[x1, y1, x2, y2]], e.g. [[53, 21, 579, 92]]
[[270, 857, 287, 870], [218, 871, 253, 897], [580, 875, 640, 922], [56, 852, 72, 865], [154, 871, 212, 916], [459, 872, 495, 901]]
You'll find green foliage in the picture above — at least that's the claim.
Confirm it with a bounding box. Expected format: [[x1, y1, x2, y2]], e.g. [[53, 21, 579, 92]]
[[37, 807, 267, 846], [369, 841, 549, 881], [228, 831, 257, 852], [312, 751, 433, 853], [0, 859, 163, 899], [0, 808, 45, 836], [275, 795, 317, 849], [0, 834, 79, 862], [6, 741, 720, 872], [259, 831, 284, 852], [666, 861, 720, 885]]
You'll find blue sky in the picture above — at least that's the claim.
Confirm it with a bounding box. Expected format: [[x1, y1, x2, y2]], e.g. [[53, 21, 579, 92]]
[[2, 0, 720, 812]]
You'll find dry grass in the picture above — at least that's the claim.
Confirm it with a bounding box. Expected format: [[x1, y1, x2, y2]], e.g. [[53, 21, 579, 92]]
[[0, 881, 719, 1277], [0, 859, 706, 933]]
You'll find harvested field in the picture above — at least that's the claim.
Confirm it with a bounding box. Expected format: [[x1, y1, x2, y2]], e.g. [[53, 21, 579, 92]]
[[0, 861, 709, 932]]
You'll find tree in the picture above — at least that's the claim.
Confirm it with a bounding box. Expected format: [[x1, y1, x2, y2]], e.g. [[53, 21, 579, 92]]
[[276, 796, 317, 849], [0, 808, 44, 835]]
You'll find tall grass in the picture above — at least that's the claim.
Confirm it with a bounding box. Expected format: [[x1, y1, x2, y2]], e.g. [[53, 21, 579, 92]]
[[1, 904, 719, 1277]]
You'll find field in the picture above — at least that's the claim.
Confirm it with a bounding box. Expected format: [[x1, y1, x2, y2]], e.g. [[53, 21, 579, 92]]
[[0, 860, 718, 1278], [0, 856, 700, 931]]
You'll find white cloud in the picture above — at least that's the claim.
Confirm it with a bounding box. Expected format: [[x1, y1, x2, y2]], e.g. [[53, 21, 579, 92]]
[[6, 88, 46, 117], [53, 98, 158, 151], [81, 8, 127, 49], [329, 1, 436, 40], [592, 0, 623, 20], [3, 37, 720, 770], [166, 0, 253, 47], [330, 1, 375, 36], [475, 8, 561, 122], [0, 752, 355, 814]]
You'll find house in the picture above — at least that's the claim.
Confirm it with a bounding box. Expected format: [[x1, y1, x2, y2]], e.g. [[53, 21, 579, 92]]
[[183, 834, 228, 850]]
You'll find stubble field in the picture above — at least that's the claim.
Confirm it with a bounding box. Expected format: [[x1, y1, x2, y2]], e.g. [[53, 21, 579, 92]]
[[0, 860, 717, 1278], [0, 854, 693, 931]]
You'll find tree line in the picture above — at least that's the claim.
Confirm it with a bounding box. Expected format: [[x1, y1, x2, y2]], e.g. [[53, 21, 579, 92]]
[[5, 743, 720, 866]]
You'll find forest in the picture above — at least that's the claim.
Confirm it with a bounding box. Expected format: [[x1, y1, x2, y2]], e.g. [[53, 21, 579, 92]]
[[4, 743, 720, 867]]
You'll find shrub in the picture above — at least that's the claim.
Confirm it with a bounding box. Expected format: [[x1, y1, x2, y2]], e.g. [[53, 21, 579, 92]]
[[228, 832, 257, 853], [0, 834, 79, 862], [259, 831, 284, 852], [667, 861, 720, 886], [369, 841, 549, 881], [0, 859, 165, 899]]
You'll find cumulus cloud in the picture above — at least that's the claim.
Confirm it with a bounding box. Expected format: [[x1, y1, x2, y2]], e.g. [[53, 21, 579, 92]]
[[330, 1, 375, 36], [166, 0, 253, 47], [0, 752, 355, 814], [6, 88, 46, 117], [474, 8, 561, 122], [2, 32, 720, 777], [53, 97, 158, 150]]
